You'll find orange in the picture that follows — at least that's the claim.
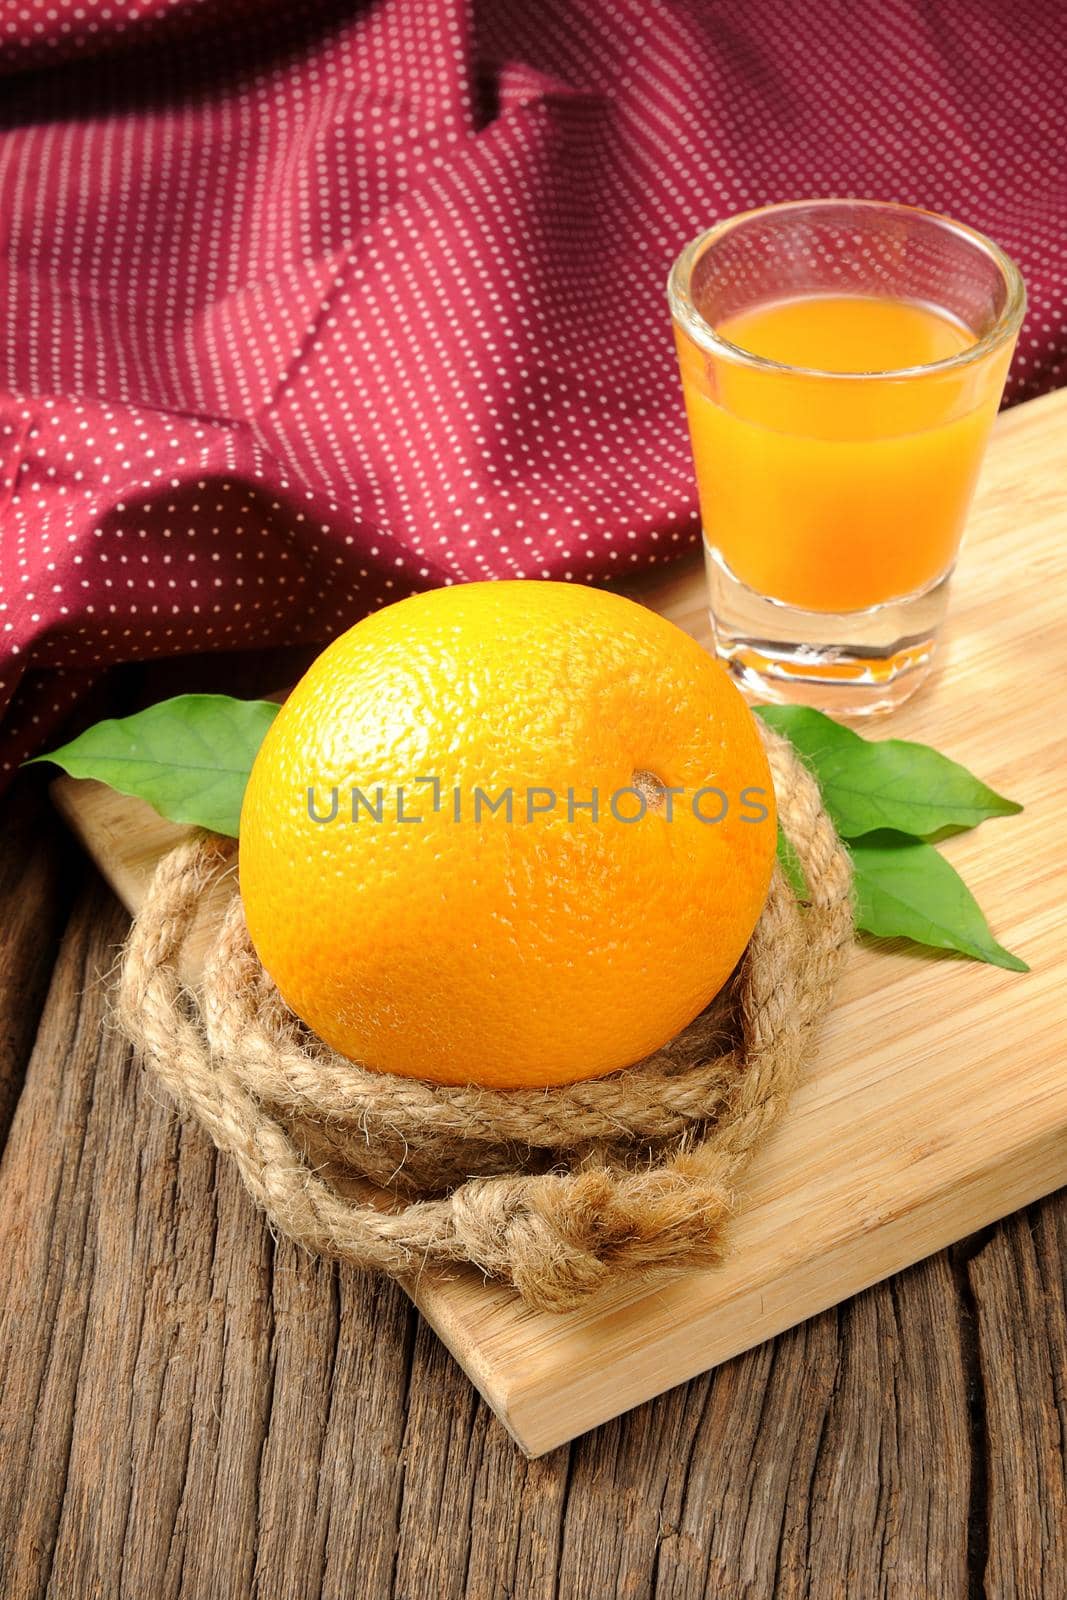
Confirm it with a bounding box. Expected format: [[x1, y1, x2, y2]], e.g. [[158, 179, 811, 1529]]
[[238, 580, 776, 1088]]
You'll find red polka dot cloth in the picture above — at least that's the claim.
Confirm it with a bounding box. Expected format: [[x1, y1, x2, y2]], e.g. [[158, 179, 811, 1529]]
[[2, 0, 1065, 778]]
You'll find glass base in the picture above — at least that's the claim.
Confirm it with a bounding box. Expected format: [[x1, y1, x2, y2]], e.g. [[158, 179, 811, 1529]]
[[705, 544, 950, 717]]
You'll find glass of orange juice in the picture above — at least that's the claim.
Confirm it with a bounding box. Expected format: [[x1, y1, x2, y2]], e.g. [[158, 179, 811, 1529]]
[[667, 200, 1025, 713]]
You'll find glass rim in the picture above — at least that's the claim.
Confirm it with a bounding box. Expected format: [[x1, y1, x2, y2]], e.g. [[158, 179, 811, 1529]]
[[666, 198, 1027, 381]]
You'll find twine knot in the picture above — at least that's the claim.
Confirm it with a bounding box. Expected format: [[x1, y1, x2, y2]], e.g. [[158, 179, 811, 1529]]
[[449, 1167, 733, 1312], [116, 724, 852, 1314]]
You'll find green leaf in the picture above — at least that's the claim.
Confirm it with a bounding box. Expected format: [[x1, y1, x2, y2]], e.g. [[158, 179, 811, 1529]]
[[755, 704, 1021, 841], [27, 694, 279, 837], [850, 831, 1028, 972]]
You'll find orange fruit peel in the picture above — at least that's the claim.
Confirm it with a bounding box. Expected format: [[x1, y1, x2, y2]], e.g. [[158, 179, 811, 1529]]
[[239, 581, 776, 1088]]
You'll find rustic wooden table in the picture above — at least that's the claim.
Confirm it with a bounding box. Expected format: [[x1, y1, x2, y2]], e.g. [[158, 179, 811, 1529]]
[[0, 764, 1064, 1599]]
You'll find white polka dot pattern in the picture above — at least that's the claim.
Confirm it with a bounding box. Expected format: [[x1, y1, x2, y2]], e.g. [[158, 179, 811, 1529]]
[[1, 0, 1064, 773]]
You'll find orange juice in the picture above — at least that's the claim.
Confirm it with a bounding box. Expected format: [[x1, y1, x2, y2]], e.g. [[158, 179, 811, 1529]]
[[675, 294, 1013, 613]]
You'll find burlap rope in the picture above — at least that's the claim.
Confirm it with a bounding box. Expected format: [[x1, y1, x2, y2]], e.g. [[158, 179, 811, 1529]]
[[116, 724, 853, 1313]]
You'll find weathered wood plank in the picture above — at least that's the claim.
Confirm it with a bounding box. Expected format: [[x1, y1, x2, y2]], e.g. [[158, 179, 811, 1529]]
[[0, 878, 121, 1599], [0, 776, 75, 1151], [0, 875, 419, 1600], [970, 1199, 1067, 1600], [799, 1259, 971, 1599], [0, 860, 1064, 1596]]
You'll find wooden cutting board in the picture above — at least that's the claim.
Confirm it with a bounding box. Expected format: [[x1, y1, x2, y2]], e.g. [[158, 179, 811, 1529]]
[[51, 387, 1067, 1457]]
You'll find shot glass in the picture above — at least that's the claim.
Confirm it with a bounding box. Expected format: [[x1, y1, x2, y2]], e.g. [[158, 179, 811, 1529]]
[[667, 200, 1025, 714]]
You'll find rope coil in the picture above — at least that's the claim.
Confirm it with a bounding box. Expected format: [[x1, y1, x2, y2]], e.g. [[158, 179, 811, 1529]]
[[117, 723, 853, 1313]]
